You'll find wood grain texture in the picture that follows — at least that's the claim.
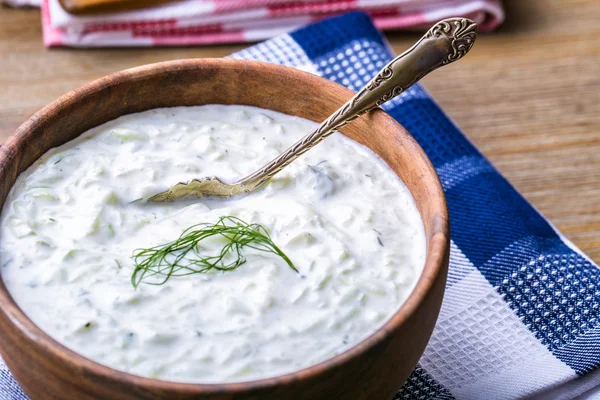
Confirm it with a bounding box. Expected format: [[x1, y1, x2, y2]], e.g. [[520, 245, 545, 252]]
[[0, 1, 597, 254], [0, 59, 449, 399]]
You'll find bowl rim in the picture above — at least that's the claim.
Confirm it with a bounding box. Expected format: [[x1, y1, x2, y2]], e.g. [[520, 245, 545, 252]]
[[0, 58, 449, 395]]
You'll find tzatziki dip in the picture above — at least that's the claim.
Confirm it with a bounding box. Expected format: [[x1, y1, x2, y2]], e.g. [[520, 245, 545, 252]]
[[0, 105, 425, 383]]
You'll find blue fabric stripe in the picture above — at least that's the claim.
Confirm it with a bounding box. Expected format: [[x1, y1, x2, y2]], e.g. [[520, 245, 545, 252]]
[[385, 99, 481, 168], [446, 171, 558, 270], [554, 327, 600, 374], [290, 12, 385, 60], [394, 365, 455, 400], [496, 250, 600, 371], [0, 370, 27, 399]]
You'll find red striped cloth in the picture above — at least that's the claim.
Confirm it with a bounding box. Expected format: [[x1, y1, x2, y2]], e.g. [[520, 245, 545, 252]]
[[37, 0, 504, 47]]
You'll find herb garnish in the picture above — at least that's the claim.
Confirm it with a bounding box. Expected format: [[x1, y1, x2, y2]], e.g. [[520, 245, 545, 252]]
[[131, 216, 296, 288], [373, 229, 384, 246]]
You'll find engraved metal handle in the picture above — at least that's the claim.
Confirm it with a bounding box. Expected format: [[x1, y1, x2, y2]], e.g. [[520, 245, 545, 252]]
[[236, 18, 477, 192]]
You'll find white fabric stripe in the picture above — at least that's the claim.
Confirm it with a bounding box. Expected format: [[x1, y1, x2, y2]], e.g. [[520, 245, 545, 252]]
[[529, 360, 600, 400], [61, 32, 154, 47], [420, 268, 575, 399], [452, 349, 575, 400], [436, 262, 492, 323], [445, 240, 477, 288], [424, 0, 505, 22], [356, 0, 421, 6], [227, 15, 311, 31], [229, 34, 319, 77], [174, 9, 269, 28]]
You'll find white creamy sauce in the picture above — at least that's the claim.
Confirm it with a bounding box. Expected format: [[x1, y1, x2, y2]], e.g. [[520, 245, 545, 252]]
[[0, 105, 425, 383]]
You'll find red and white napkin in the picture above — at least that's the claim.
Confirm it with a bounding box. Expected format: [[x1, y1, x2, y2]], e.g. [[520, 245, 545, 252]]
[[34, 0, 503, 47]]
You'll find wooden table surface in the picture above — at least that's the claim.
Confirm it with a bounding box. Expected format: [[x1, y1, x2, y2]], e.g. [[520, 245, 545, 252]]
[[1, 0, 599, 261]]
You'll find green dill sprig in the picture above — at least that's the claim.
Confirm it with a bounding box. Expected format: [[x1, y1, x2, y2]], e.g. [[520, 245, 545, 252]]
[[131, 216, 296, 288]]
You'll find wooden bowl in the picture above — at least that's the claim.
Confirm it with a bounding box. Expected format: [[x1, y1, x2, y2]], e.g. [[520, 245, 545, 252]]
[[0, 59, 449, 400]]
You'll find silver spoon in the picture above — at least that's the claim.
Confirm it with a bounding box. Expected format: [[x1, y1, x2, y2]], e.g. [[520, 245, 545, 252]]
[[150, 17, 477, 202]]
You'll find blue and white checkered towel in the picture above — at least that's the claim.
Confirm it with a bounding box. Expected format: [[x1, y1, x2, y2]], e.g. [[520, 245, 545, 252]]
[[1, 11, 599, 400]]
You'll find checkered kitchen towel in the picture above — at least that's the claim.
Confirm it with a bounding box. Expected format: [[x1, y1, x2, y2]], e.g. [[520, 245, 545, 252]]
[[38, 0, 504, 47], [1, 11, 599, 400]]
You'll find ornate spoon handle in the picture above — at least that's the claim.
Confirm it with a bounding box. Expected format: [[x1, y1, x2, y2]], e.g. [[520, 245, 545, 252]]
[[149, 18, 477, 202], [236, 17, 477, 192]]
